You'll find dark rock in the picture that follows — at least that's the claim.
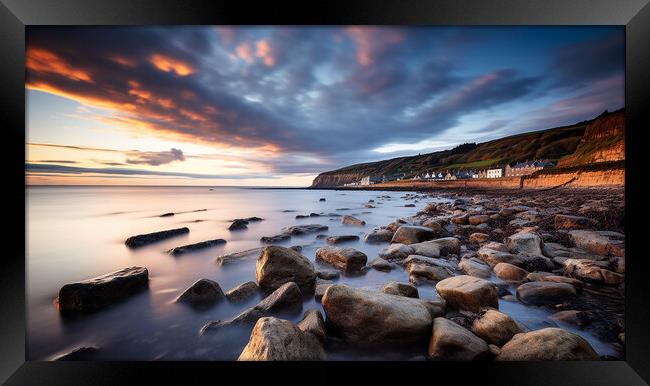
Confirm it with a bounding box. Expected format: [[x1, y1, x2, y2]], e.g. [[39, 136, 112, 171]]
[[382, 281, 419, 298], [228, 219, 249, 231], [260, 234, 291, 243], [53, 347, 100, 361], [255, 282, 303, 314], [283, 224, 329, 235], [391, 225, 436, 245], [516, 281, 577, 306], [57, 267, 149, 312], [297, 309, 327, 341], [175, 279, 225, 308], [364, 229, 394, 243], [319, 198, 326, 202], [168, 239, 226, 256], [256, 246, 316, 294], [554, 214, 598, 230], [124, 227, 189, 248], [369, 257, 391, 272], [315, 246, 367, 272], [316, 269, 340, 280], [326, 235, 360, 245], [160, 212, 175, 217], [225, 281, 259, 302], [404, 203, 416, 207], [428, 317, 489, 360]]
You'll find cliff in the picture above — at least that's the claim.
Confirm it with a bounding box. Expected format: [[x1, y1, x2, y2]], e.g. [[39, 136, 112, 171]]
[[557, 109, 625, 167]]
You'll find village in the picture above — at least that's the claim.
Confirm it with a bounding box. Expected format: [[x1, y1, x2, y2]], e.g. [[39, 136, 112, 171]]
[[343, 160, 555, 186]]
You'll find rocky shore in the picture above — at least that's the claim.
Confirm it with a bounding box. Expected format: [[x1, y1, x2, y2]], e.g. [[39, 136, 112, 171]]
[[54, 187, 624, 361]]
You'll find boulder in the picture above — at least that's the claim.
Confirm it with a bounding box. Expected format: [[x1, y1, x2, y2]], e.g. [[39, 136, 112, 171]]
[[477, 246, 522, 268], [167, 239, 227, 256], [539, 275, 584, 290], [516, 281, 576, 306], [326, 235, 360, 245], [382, 281, 419, 298], [428, 317, 490, 360], [297, 309, 327, 341], [314, 283, 332, 303], [256, 246, 316, 294], [409, 241, 441, 258], [459, 258, 492, 278], [255, 282, 303, 314], [428, 237, 461, 256], [379, 243, 414, 260], [316, 269, 340, 280], [342, 215, 365, 226], [569, 230, 625, 257], [471, 309, 521, 346], [322, 284, 433, 345], [315, 246, 367, 272], [57, 266, 149, 312], [497, 328, 599, 360], [225, 281, 259, 302], [175, 279, 225, 308], [554, 214, 598, 230], [369, 257, 392, 272], [451, 214, 469, 225], [499, 208, 515, 217], [421, 219, 443, 234], [493, 263, 528, 282], [505, 230, 543, 256], [391, 225, 436, 245], [468, 215, 490, 225], [228, 219, 249, 231], [469, 232, 489, 244], [124, 227, 189, 248], [238, 317, 326, 361], [435, 276, 498, 312], [563, 258, 611, 282], [364, 229, 394, 243]]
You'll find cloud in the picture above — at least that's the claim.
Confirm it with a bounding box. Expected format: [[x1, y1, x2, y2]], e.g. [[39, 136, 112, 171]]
[[34, 159, 78, 164], [25, 163, 278, 179], [125, 148, 185, 166]]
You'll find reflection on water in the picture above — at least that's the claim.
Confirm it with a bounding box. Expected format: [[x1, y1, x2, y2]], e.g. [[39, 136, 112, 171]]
[[26, 186, 617, 360]]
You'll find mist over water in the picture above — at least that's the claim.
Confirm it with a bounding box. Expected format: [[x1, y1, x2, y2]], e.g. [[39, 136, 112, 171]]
[[26, 186, 618, 360]]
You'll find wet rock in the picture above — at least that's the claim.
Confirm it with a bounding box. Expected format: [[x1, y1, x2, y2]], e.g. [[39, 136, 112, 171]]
[[322, 284, 433, 345], [256, 282, 303, 314], [497, 328, 599, 360], [369, 257, 391, 272], [228, 219, 249, 231], [404, 203, 416, 207], [468, 215, 490, 225], [160, 212, 174, 217], [168, 239, 227, 256], [238, 317, 326, 361], [428, 237, 461, 256], [54, 347, 100, 361], [435, 275, 498, 312], [409, 240, 441, 258], [549, 310, 586, 327], [493, 263, 528, 282], [518, 254, 555, 272], [563, 258, 613, 283], [428, 317, 490, 360], [471, 309, 522, 346], [601, 269, 624, 285], [283, 224, 329, 235], [342, 215, 365, 226], [199, 308, 267, 335], [569, 230, 625, 257], [451, 214, 469, 225], [526, 271, 554, 281], [459, 258, 492, 278], [391, 225, 436, 245], [176, 279, 225, 308], [516, 281, 576, 306], [379, 243, 414, 260], [314, 283, 332, 302], [364, 228, 394, 243], [256, 246, 316, 294], [421, 219, 443, 234], [554, 214, 598, 230], [477, 246, 522, 268], [216, 248, 262, 266], [537, 275, 584, 290], [298, 309, 327, 341], [57, 266, 149, 312], [469, 232, 489, 244], [505, 229, 543, 256], [326, 235, 360, 245], [225, 281, 259, 302], [315, 246, 367, 272], [319, 198, 326, 202], [382, 281, 419, 298], [124, 227, 189, 248], [260, 234, 291, 243], [316, 269, 340, 280], [499, 208, 515, 217]]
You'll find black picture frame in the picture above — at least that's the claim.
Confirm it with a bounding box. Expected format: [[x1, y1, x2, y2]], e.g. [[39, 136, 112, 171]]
[[2, 0, 649, 384]]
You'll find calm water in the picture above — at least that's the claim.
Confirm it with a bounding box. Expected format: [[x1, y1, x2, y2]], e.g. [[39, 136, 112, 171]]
[[26, 186, 618, 360]]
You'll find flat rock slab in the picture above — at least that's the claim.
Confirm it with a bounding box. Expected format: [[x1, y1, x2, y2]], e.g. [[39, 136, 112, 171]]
[[125, 227, 189, 248], [260, 234, 291, 243], [58, 266, 149, 312], [554, 214, 598, 230], [326, 235, 360, 245], [168, 239, 226, 256], [216, 248, 262, 266], [569, 230, 625, 257], [322, 284, 433, 346], [283, 224, 329, 235], [435, 275, 498, 312], [315, 246, 367, 272]]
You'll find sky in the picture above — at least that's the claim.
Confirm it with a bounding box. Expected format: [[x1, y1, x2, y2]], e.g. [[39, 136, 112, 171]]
[[25, 26, 624, 186]]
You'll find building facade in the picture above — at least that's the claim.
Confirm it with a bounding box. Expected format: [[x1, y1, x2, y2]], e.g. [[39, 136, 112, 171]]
[[486, 167, 504, 178], [360, 175, 382, 185], [504, 160, 554, 177]]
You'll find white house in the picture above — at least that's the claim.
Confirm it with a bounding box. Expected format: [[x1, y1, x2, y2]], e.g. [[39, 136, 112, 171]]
[[360, 176, 382, 185], [486, 168, 504, 178]]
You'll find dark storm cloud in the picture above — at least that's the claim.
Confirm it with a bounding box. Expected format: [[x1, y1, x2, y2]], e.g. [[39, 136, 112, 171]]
[[27, 27, 624, 174]]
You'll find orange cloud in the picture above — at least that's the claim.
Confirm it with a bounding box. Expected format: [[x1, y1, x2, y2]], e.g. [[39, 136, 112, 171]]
[[235, 43, 254, 63], [26, 47, 92, 82], [110, 55, 137, 68], [255, 40, 275, 67], [149, 53, 193, 76], [345, 27, 404, 66]]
